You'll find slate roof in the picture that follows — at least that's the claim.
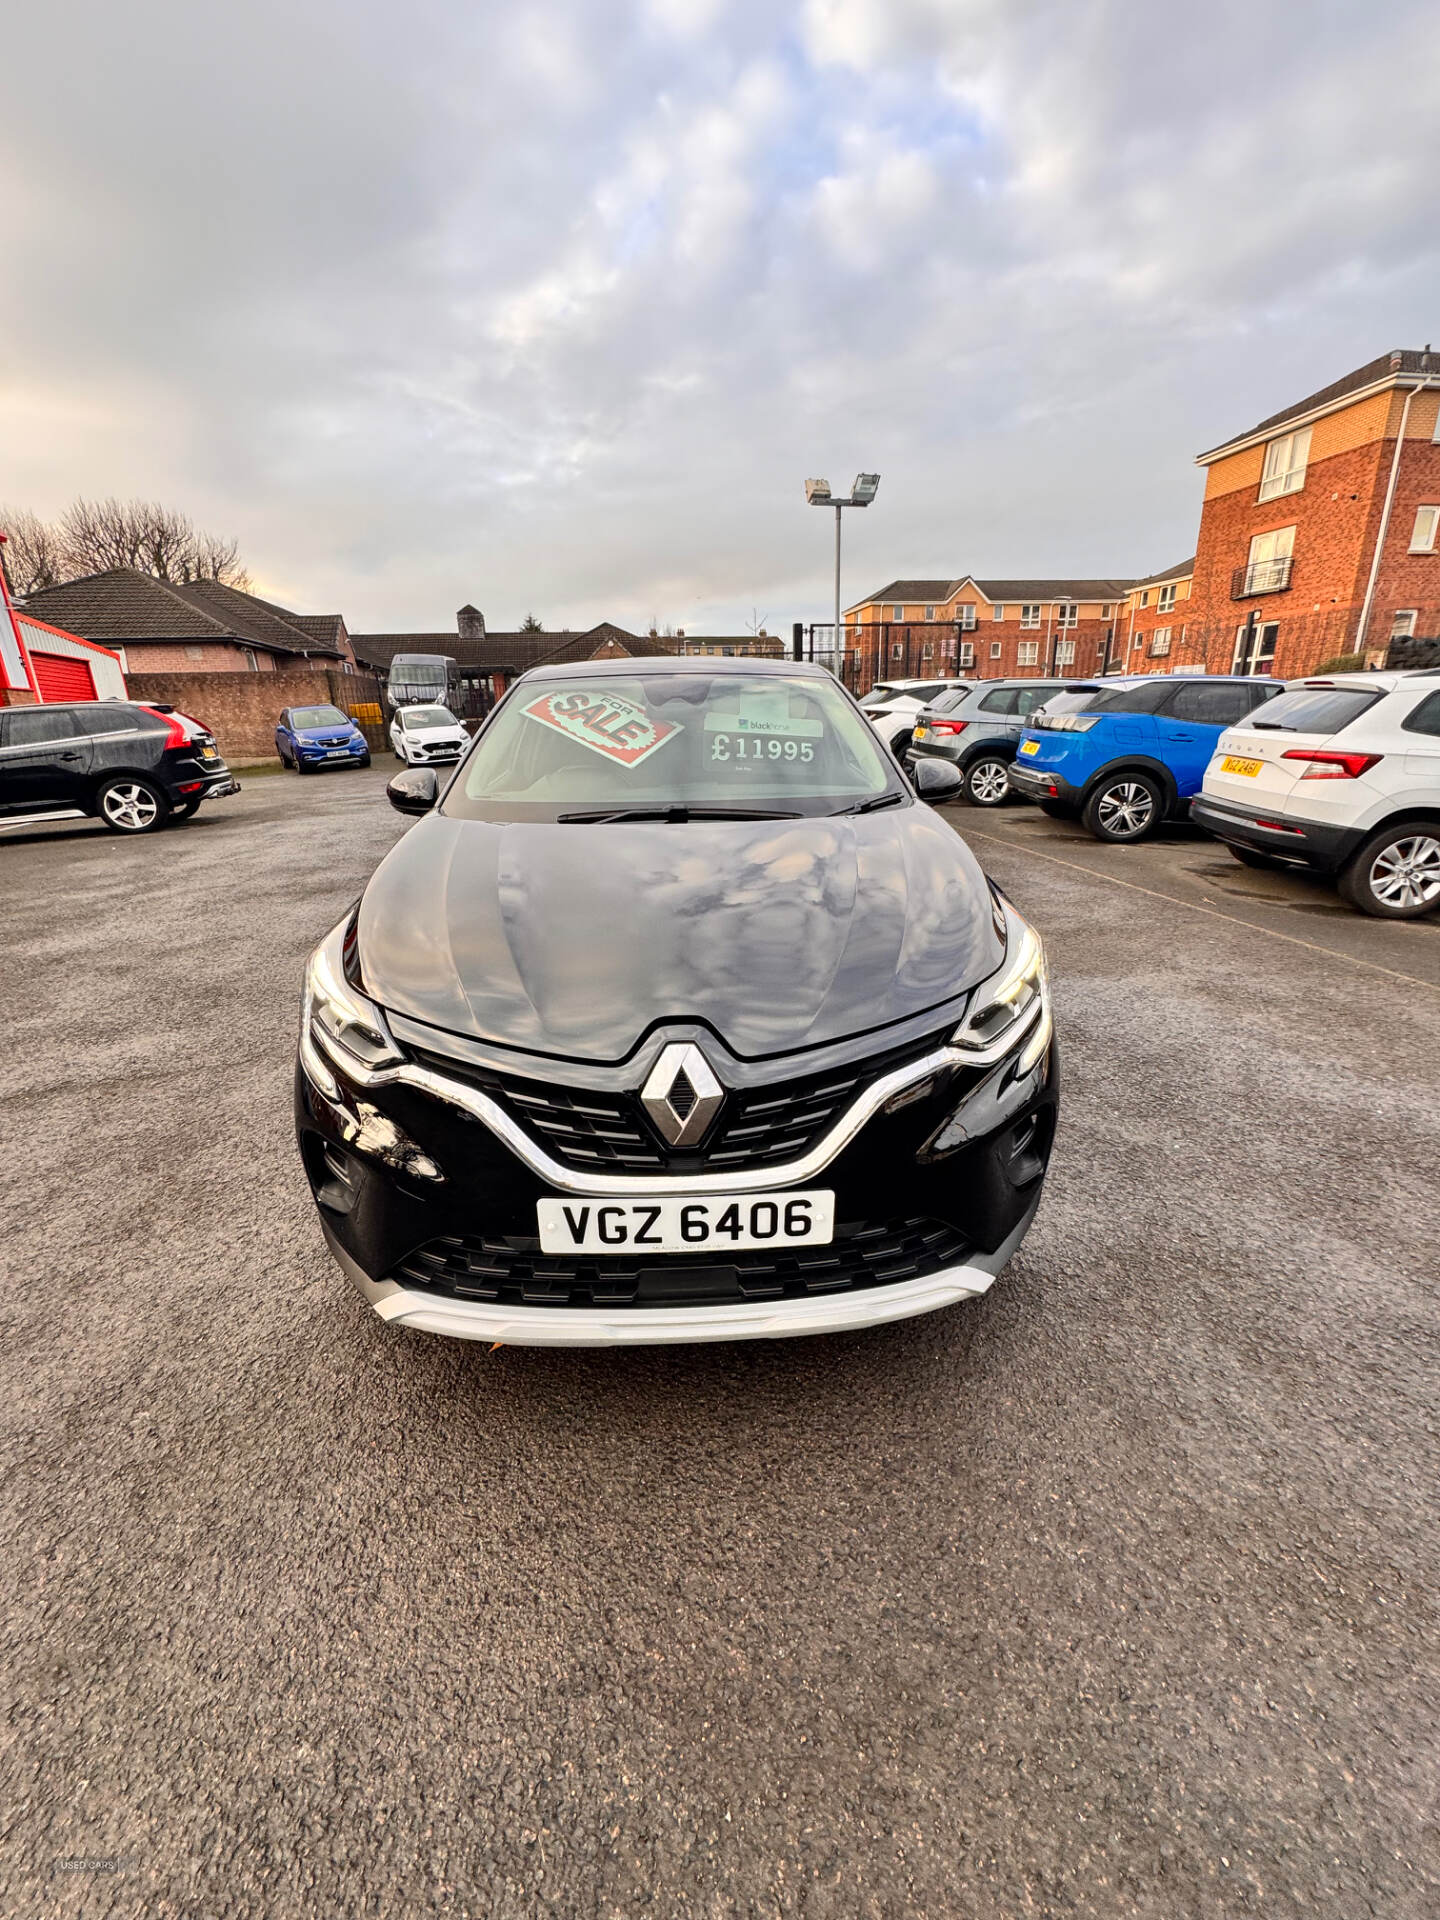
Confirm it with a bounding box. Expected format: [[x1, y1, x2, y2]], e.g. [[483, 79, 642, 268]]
[[970, 577, 1135, 602], [1199, 348, 1440, 460], [851, 575, 1135, 613], [350, 621, 681, 676], [1128, 558, 1196, 589], [20, 569, 348, 658]]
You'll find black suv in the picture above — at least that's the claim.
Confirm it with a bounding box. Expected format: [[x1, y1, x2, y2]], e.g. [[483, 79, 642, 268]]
[[0, 701, 238, 835], [296, 658, 1057, 1349]]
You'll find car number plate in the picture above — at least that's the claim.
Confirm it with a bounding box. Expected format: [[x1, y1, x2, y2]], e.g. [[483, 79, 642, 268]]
[[1221, 755, 1263, 776], [201, 746, 218, 760], [1020, 739, 1041, 755], [326, 748, 348, 756], [536, 1190, 834, 1255], [912, 725, 928, 738]]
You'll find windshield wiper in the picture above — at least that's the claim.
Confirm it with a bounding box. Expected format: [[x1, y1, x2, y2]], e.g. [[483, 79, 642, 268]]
[[831, 792, 905, 816], [555, 805, 804, 824]]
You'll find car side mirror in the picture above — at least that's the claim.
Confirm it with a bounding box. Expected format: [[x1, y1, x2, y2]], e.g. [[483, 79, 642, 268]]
[[387, 768, 439, 815], [910, 758, 964, 803]]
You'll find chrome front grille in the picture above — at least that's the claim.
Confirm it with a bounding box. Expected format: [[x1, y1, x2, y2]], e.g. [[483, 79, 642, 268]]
[[407, 1026, 948, 1176]]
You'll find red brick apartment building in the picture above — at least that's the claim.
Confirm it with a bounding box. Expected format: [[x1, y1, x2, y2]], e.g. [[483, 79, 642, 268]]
[[1185, 347, 1440, 676], [842, 577, 1133, 686]]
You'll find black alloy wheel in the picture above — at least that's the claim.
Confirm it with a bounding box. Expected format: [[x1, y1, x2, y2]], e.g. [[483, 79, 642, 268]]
[[1083, 772, 1163, 843]]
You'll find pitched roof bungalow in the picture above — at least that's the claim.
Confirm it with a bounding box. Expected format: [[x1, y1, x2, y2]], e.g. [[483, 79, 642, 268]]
[[19, 569, 355, 675]]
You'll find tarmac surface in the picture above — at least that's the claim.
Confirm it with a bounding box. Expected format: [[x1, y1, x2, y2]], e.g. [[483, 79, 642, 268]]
[[3, 766, 1437, 1919]]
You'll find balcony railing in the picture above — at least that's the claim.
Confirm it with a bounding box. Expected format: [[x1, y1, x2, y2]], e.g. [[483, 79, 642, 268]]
[[1232, 555, 1293, 599]]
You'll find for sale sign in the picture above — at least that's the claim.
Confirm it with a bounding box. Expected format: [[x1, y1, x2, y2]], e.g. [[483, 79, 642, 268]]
[[522, 690, 681, 767]]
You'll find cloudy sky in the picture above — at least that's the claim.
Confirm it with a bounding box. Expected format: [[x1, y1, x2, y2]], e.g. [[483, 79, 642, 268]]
[[2, 0, 1438, 635]]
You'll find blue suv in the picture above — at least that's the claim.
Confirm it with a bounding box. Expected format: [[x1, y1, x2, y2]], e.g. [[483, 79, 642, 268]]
[[1008, 676, 1282, 841], [275, 704, 372, 774]]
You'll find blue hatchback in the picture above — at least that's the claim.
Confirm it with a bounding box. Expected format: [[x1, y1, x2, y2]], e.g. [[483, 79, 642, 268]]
[[275, 703, 372, 775], [1008, 675, 1282, 841]]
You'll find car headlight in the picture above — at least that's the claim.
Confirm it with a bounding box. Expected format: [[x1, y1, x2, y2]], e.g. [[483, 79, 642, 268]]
[[302, 921, 404, 1074], [951, 911, 1048, 1057]]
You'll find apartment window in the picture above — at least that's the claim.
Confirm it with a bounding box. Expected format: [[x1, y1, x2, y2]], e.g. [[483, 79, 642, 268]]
[[1410, 505, 1440, 553], [957, 604, 977, 630], [1150, 627, 1172, 657], [1100, 604, 1112, 619], [921, 640, 934, 660], [958, 642, 975, 668], [244, 646, 260, 671], [990, 640, 1002, 658], [1017, 640, 1039, 665], [1055, 639, 1076, 664], [1138, 590, 1150, 608], [925, 605, 936, 620], [1390, 610, 1418, 639], [1243, 525, 1295, 594], [1019, 604, 1041, 628], [891, 642, 903, 659], [992, 604, 1006, 621], [890, 605, 902, 621], [1259, 426, 1311, 502], [1157, 582, 1177, 612], [1056, 603, 1078, 628]]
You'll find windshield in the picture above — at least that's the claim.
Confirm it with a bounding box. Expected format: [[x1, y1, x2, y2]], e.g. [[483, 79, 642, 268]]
[[389, 661, 449, 692], [445, 672, 900, 822], [400, 706, 457, 729], [290, 705, 349, 728], [1248, 687, 1383, 733]]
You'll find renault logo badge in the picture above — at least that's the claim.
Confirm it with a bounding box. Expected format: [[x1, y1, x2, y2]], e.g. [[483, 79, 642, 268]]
[[640, 1043, 724, 1148]]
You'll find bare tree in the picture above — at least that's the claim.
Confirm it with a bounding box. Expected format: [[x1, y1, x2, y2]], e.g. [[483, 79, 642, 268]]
[[53, 496, 251, 588], [0, 507, 68, 595], [745, 606, 771, 636]]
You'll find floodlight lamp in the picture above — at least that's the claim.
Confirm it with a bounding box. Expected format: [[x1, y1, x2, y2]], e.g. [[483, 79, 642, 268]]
[[851, 473, 880, 505], [805, 479, 832, 505]]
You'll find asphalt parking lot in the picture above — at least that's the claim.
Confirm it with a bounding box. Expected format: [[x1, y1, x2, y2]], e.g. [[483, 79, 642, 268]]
[[3, 767, 1437, 1920]]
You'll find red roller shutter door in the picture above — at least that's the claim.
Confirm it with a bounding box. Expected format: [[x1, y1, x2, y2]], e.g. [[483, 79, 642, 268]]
[[33, 653, 96, 702]]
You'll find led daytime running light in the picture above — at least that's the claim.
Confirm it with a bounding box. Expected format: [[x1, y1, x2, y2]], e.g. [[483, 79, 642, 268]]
[[951, 917, 1047, 1055]]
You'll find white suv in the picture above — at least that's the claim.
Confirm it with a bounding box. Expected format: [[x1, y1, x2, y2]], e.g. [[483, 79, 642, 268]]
[[1192, 671, 1440, 917], [859, 678, 974, 755]]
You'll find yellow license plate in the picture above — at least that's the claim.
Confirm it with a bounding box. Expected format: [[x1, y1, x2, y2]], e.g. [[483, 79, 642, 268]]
[[1020, 739, 1040, 756], [1221, 755, 1262, 776], [912, 726, 928, 738]]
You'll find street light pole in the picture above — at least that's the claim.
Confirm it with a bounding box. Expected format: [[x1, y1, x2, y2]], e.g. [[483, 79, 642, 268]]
[[806, 474, 880, 679]]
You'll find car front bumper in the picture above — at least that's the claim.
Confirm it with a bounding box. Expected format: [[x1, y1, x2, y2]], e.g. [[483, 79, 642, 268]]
[[1189, 795, 1364, 872], [295, 1005, 1058, 1347]]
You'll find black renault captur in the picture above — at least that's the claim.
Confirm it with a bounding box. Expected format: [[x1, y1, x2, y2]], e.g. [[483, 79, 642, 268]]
[[295, 659, 1056, 1346]]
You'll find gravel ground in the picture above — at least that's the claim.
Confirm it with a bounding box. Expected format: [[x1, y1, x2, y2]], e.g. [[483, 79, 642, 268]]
[[2, 769, 1436, 1920]]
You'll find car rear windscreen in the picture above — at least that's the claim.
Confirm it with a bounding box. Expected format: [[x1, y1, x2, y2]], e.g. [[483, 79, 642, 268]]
[[1248, 688, 1383, 733]]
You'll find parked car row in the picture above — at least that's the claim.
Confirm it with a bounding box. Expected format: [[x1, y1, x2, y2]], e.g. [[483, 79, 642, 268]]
[[878, 669, 1440, 919], [274, 701, 469, 775]]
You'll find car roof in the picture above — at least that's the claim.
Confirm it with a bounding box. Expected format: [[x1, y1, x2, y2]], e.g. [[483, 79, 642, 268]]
[[1292, 671, 1433, 692]]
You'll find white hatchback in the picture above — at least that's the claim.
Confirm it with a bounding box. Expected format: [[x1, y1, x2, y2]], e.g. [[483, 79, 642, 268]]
[[858, 678, 975, 755], [389, 704, 468, 766], [1192, 670, 1440, 916]]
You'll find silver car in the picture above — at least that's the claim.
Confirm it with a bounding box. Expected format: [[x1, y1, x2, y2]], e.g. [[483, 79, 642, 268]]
[[906, 679, 1140, 806]]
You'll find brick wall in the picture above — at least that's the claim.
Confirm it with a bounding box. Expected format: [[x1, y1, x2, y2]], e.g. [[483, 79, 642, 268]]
[[125, 668, 386, 762], [118, 641, 279, 673]]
